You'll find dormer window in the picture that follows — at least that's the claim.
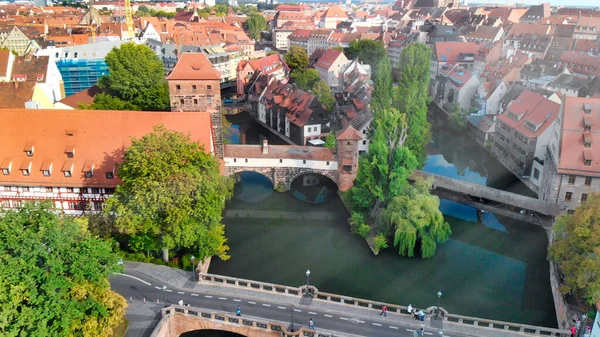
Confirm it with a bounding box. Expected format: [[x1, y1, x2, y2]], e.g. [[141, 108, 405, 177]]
[[1, 158, 11, 175], [41, 159, 52, 177], [24, 143, 34, 157], [62, 160, 74, 178], [106, 171, 115, 179], [83, 161, 94, 178], [583, 104, 592, 114], [65, 146, 75, 158]]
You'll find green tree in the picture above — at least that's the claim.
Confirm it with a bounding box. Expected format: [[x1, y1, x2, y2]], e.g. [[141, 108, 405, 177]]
[[291, 68, 320, 91], [394, 43, 432, 167], [98, 42, 169, 111], [284, 45, 309, 73], [106, 126, 235, 262], [371, 56, 393, 113], [450, 103, 467, 131], [312, 79, 335, 113], [79, 92, 141, 110], [380, 178, 450, 258], [324, 132, 337, 149], [549, 194, 600, 305], [0, 202, 127, 337], [344, 39, 386, 79], [246, 13, 267, 40]]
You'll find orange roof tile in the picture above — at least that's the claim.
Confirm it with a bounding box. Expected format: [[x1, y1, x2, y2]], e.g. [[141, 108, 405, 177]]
[[166, 52, 221, 81], [58, 86, 102, 108], [0, 50, 10, 77], [315, 49, 344, 71], [336, 126, 362, 141], [322, 5, 347, 19], [0, 109, 215, 187], [0, 82, 36, 109]]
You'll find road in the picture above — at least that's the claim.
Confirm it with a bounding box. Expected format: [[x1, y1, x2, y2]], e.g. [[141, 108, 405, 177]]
[[110, 272, 470, 337]]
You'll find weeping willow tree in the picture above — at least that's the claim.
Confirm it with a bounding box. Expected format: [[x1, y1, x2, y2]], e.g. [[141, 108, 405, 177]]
[[380, 178, 451, 258]]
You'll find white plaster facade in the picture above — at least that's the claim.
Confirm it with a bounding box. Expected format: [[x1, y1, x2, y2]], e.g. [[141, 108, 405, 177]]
[[223, 157, 338, 171], [274, 29, 294, 50], [315, 54, 348, 88]]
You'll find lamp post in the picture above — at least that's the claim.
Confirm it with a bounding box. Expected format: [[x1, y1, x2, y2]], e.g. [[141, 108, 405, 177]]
[[190, 255, 196, 281], [291, 304, 295, 332], [305, 269, 311, 296], [162, 285, 168, 306], [436, 291, 442, 318]]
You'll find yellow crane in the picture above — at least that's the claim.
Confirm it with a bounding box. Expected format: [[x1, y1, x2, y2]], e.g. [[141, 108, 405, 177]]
[[123, 0, 134, 40]]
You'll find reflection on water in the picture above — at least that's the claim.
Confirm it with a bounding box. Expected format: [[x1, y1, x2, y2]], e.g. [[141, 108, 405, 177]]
[[291, 174, 337, 204], [233, 172, 273, 203], [180, 330, 243, 337]]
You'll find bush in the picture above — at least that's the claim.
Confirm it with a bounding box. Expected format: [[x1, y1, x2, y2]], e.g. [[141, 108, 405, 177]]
[[153, 258, 166, 265], [358, 223, 371, 238], [373, 233, 388, 254], [274, 183, 286, 192], [181, 254, 193, 270], [349, 212, 365, 234], [167, 257, 180, 269]]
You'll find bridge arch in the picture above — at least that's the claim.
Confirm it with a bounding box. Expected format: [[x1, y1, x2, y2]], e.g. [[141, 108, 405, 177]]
[[225, 167, 275, 187], [286, 169, 339, 191]]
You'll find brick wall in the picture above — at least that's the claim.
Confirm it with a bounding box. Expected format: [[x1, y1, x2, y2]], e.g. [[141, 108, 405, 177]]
[[168, 79, 221, 112]]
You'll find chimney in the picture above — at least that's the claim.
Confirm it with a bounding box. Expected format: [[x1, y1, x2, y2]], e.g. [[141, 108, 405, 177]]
[[13, 81, 18, 90], [262, 139, 268, 154]]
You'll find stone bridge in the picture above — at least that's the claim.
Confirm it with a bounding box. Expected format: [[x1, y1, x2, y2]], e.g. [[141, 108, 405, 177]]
[[223, 142, 350, 192]]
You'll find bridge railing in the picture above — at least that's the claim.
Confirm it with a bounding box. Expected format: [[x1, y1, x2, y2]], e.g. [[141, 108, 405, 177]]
[[160, 305, 340, 337], [199, 273, 571, 337]]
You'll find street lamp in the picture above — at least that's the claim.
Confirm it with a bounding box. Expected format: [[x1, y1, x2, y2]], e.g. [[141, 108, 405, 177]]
[[305, 270, 311, 296], [190, 255, 196, 281], [436, 291, 442, 318], [291, 304, 295, 332], [162, 285, 168, 306]]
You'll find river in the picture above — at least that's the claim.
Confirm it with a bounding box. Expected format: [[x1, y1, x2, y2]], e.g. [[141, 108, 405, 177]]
[[209, 109, 556, 327]]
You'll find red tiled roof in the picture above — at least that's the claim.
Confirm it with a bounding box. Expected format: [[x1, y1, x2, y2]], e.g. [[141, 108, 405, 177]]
[[557, 97, 600, 176], [11, 55, 49, 83], [315, 49, 344, 71], [322, 6, 347, 19], [559, 51, 600, 77], [0, 110, 215, 187], [0, 50, 10, 77], [435, 41, 480, 62], [0, 82, 36, 109], [59, 86, 102, 108], [336, 125, 362, 141], [499, 90, 559, 139], [166, 52, 221, 80]]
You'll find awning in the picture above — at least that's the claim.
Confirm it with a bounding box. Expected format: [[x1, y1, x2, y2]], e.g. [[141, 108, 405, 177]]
[[308, 139, 325, 146]]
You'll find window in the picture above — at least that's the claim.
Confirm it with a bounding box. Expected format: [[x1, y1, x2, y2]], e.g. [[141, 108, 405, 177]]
[[279, 159, 282, 163], [347, 141, 351, 145], [46, 187, 53, 192], [207, 85, 212, 90], [106, 172, 114, 179], [66, 187, 74, 192], [245, 159, 248, 163], [1, 200, 10, 208], [105, 188, 115, 194], [192, 85, 197, 91], [193, 99, 198, 105], [581, 194, 588, 202], [42, 170, 50, 176], [64, 170, 72, 177], [303, 160, 306, 164], [362, 140, 367, 145], [207, 98, 212, 106], [233, 158, 237, 163], [94, 202, 103, 211], [91, 188, 99, 194], [2, 168, 9, 175], [308, 127, 311, 132], [85, 171, 93, 178], [180, 99, 184, 104], [25, 150, 33, 157], [68, 202, 76, 210], [568, 175, 576, 184], [362, 129, 366, 134], [565, 192, 572, 201], [585, 177, 592, 186], [585, 160, 592, 166], [533, 168, 540, 180], [176, 85, 181, 91], [22, 169, 30, 176]]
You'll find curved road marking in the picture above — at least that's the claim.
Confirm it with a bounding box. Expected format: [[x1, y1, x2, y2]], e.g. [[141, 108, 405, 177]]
[[114, 273, 151, 286]]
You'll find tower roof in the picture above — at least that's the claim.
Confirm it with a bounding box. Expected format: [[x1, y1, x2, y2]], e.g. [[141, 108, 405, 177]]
[[336, 125, 363, 140]]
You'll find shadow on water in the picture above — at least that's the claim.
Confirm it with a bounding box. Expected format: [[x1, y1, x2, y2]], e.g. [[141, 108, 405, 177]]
[[180, 330, 244, 337], [214, 108, 556, 327]]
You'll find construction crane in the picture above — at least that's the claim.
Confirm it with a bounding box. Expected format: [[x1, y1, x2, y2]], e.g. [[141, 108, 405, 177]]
[[123, 0, 134, 40]]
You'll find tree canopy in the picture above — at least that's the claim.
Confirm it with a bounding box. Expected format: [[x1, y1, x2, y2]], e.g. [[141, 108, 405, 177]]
[[394, 43, 432, 167], [371, 56, 393, 113], [284, 45, 309, 73], [106, 126, 235, 262], [312, 79, 336, 113], [344, 39, 386, 79], [94, 42, 170, 111], [0, 202, 126, 337], [246, 13, 267, 40], [291, 68, 320, 91], [549, 194, 600, 305]]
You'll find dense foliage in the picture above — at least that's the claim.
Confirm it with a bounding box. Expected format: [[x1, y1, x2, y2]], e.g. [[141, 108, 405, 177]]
[[246, 13, 267, 40], [284, 45, 309, 73], [325, 133, 337, 149], [450, 103, 467, 131], [549, 194, 600, 305], [135, 6, 176, 19], [89, 43, 170, 111], [0, 202, 126, 337], [348, 51, 450, 258], [291, 68, 320, 91], [106, 126, 235, 262], [394, 43, 432, 167], [344, 39, 386, 79], [313, 79, 336, 113]]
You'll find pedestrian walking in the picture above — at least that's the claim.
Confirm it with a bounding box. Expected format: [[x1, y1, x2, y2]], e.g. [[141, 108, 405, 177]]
[[407, 304, 413, 315], [379, 305, 387, 317], [413, 330, 419, 337], [236, 305, 241, 316], [308, 318, 315, 329], [570, 326, 577, 337], [420, 325, 425, 336]]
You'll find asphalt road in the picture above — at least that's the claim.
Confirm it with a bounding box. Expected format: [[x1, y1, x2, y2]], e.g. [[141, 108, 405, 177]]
[[110, 272, 466, 337]]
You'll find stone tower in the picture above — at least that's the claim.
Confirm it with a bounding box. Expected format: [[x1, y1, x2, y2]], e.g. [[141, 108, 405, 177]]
[[166, 52, 224, 158], [335, 126, 363, 191]]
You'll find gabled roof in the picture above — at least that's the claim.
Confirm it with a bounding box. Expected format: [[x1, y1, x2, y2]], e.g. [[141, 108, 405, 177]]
[[58, 86, 102, 108], [0, 82, 36, 109], [434, 41, 480, 62], [336, 125, 363, 141], [321, 6, 347, 20], [166, 52, 221, 81], [315, 49, 345, 71], [11, 55, 49, 82]]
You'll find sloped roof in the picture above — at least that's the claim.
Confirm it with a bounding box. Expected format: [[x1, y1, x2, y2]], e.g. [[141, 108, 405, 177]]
[[0, 50, 10, 77], [322, 6, 347, 19], [315, 49, 344, 71], [0, 82, 36, 109], [11, 55, 49, 82], [58, 85, 102, 108], [336, 125, 363, 140], [166, 52, 221, 80]]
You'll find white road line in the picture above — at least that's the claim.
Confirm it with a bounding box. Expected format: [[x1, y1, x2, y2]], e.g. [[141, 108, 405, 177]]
[[191, 294, 199, 297], [372, 323, 382, 326], [424, 333, 433, 335], [155, 286, 161, 290], [165, 290, 173, 293], [356, 320, 365, 324], [340, 317, 349, 321], [277, 306, 286, 309], [389, 326, 398, 329], [309, 312, 317, 315], [324, 314, 333, 318], [233, 299, 241, 302], [293, 309, 302, 312], [218, 297, 227, 300], [248, 301, 256, 304], [114, 273, 152, 286], [262, 304, 271, 307], [205, 295, 213, 298], [177, 292, 185, 294]]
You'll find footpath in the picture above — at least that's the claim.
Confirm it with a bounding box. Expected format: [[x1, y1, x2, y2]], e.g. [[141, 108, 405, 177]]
[[121, 262, 565, 337]]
